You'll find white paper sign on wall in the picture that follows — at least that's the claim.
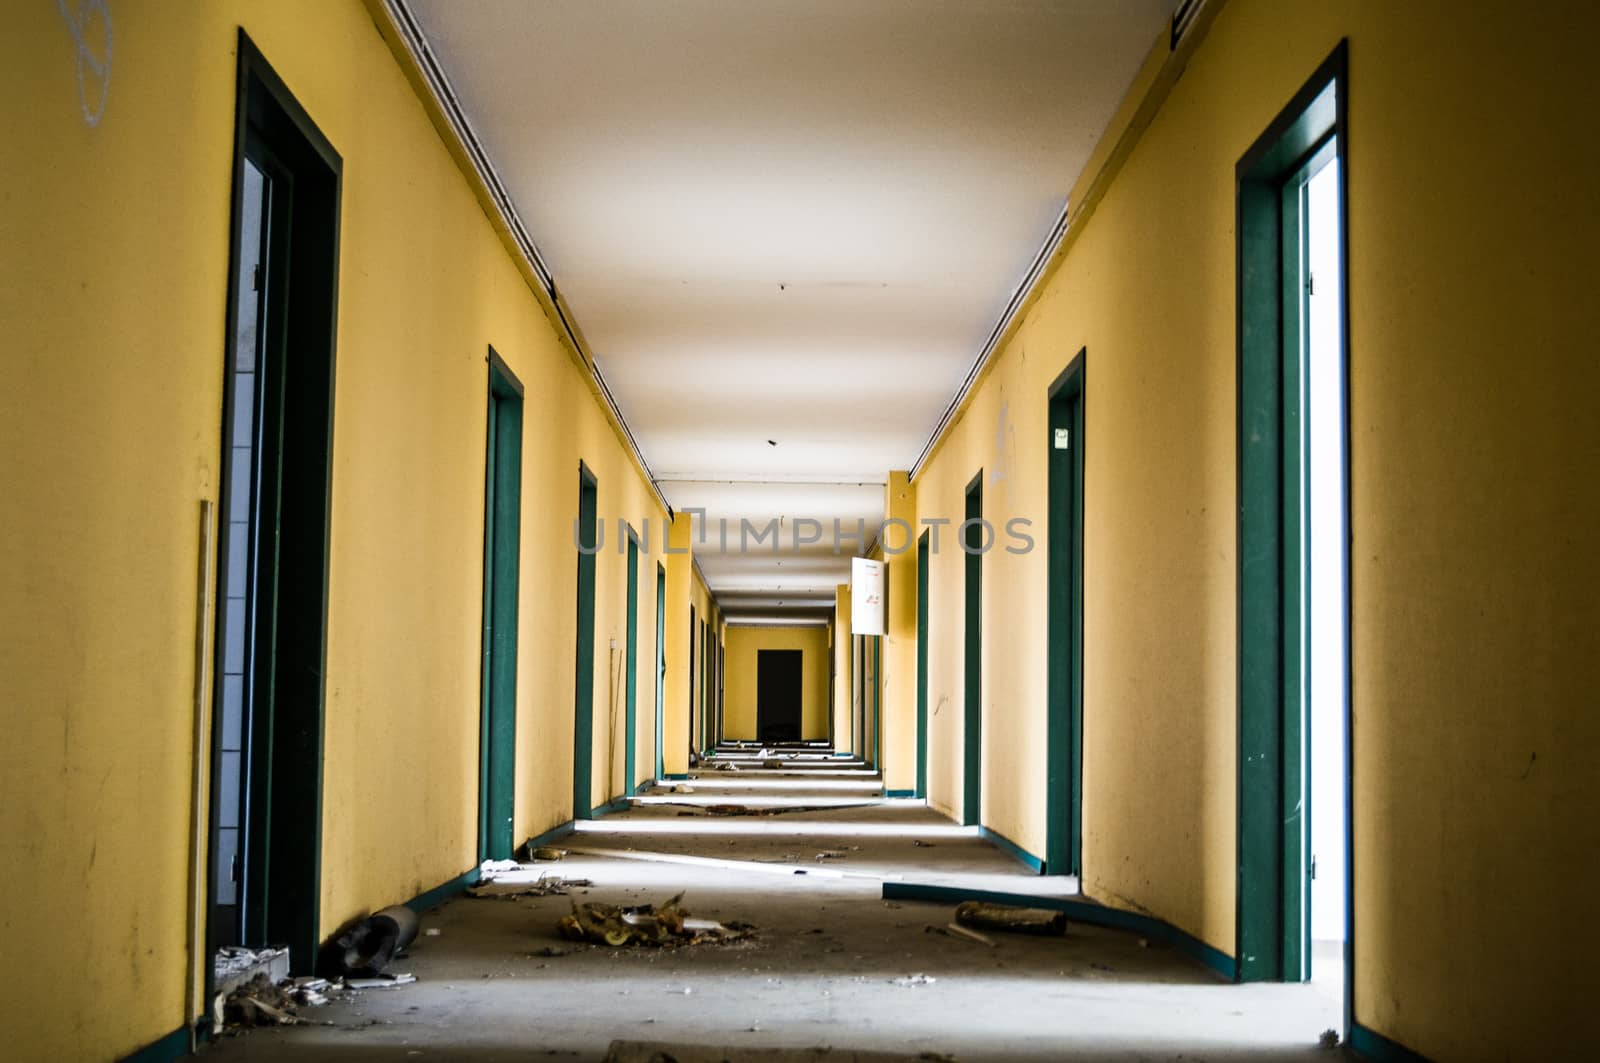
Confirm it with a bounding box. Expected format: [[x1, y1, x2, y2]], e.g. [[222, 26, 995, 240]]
[[851, 557, 886, 636]]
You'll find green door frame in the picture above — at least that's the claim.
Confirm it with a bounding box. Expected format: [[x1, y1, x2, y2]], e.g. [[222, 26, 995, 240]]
[[654, 563, 666, 781], [207, 30, 341, 988], [479, 349, 523, 861], [701, 619, 711, 753], [962, 472, 984, 826], [1047, 351, 1086, 876], [573, 464, 598, 819], [1235, 41, 1349, 997], [624, 529, 640, 796], [915, 532, 930, 798]]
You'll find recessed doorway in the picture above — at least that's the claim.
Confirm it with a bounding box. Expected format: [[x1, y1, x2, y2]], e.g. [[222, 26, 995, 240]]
[[1235, 42, 1350, 1034], [207, 32, 341, 979], [757, 649, 804, 743]]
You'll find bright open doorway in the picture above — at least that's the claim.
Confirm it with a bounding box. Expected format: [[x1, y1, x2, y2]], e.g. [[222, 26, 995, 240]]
[[1305, 155, 1347, 994]]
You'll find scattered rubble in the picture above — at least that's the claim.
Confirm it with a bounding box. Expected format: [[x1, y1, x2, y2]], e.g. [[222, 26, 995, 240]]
[[222, 974, 305, 1028], [467, 874, 595, 899], [529, 846, 568, 861], [214, 945, 290, 999], [344, 973, 417, 989], [557, 892, 755, 948], [953, 900, 1067, 937], [288, 976, 334, 1007], [696, 803, 873, 817], [890, 973, 937, 987]]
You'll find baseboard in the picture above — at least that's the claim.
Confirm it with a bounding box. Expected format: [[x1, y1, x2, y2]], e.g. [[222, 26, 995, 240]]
[[403, 864, 481, 913], [593, 797, 629, 817], [521, 819, 577, 853], [663, 772, 691, 781], [119, 1025, 193, 1063], [978, 826, 1045, 874], [832, 751, 854, 758], [884, 789, 918, 798], [1348, 1022, 1431, 1062], [881, 881, 1237, 981]]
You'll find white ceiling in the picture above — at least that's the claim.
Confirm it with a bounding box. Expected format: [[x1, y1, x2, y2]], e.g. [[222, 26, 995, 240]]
[[408, 0, 1172, 618]]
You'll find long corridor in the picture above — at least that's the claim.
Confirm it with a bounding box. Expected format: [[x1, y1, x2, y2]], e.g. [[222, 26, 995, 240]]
[[210, 754, 1339, 1062]]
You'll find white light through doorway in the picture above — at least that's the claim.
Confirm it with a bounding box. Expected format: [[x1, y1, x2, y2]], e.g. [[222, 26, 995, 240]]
[[1307, 157, 1348, 981]]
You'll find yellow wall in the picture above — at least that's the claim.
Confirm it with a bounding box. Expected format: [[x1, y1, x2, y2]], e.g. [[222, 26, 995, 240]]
[[692, 567, 722, 749], [661, 513, 694, 775], [832, 584, 853, 751], [914, 1, 1599, 1057], [879, 473, 919, 790], [592, 520, 667, 808], [723, 626, 832, 741], [0, 2, 668, 1057]]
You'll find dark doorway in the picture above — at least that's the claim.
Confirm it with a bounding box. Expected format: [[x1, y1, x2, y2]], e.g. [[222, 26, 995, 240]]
[[208, 31, 341, 979], [573, 465, 598, 819], [963, 473, 983, 826], [1235, 40, 1351, 1017], [479, 350, 522, 861], [757, 649, 804, 743], [1047, 352, 1085, 876]]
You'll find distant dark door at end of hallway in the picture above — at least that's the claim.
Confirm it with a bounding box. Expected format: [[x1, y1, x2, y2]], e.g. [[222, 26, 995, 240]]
[[757, 649, 804, 744]]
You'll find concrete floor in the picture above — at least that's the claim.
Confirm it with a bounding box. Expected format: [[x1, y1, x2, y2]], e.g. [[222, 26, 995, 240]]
[[206, 762, 1341, 1062]]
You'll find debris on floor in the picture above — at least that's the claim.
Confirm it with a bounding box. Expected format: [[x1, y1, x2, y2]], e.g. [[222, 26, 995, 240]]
[[479, 858, 522, 874], [288, 976, 335, 1007], [605, 1044, 960, 1063], [322, 904, 420, 976], [890, 973, 937, 987], [344, 973, 417, 989], [701, 803, 874, 817], [1319, 1028, 1342, 1049], [557, 891, 755, 947], [220, 972, 342, 1029], [925, 922, 996, 947], [529, 845, 568, 861], [223, 976, 300, 1028], [953, 900, 1067, 937], [214, 945, 291, 999], [467, 873, 595, 899]]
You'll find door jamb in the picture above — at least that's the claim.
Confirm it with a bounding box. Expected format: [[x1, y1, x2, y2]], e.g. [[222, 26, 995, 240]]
[[1047, 350, 1086, 876]]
